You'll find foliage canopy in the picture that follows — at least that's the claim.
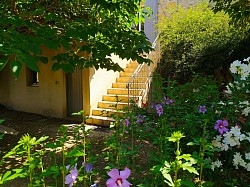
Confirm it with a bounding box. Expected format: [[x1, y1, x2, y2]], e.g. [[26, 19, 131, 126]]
[[0, 0, 152, 79], [210, 0, 250, 26], [158, 2, 250, 84]]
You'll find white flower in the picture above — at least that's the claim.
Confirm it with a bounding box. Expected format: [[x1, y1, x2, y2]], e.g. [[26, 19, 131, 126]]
[[211, 159, 223, 171], [215, 110, 222, 115], [243, 57, 250, 62], [245, 133, 250, 142], [245, 153, 250, 160], [225, 85, 232, 94], [230, 126, 241, 137], [223, 135, 238, 147], [212, 135, 223, 148], [239, 133, 246, 141], [221, 143, 229, 151], [245, 163, 250, 171], [242, 107, 250, 116], [219, 101, 226, 105], [230, 60, 242, 74], [233, 152, 246, 169], [239, 101, 249, 105], [239, 64, 249, 80]]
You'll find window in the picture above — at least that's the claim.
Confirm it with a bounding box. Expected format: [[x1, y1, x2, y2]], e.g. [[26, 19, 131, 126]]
[[26, 68, 39, 86]]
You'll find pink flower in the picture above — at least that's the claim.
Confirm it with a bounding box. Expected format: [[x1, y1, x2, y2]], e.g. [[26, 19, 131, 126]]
[[106, 168, 132, 187], [214, 120, 229, 135]]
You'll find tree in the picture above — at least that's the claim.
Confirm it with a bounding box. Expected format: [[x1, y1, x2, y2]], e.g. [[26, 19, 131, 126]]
[[0, 0, 152, 79], [210, 0, 250, 26]]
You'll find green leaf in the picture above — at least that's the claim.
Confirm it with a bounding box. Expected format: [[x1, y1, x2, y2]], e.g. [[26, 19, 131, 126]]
[[162, 173, 174, 186], [67, 148, 85, 157], [181, 162, 199, 175], [61, 64, 74, 73], [51, 63, 61, 71], [19, 55, 39, 72], [2, 171, 11, 180], [71, 110, 85, 116], [10, 60, 22, 80], [177, 154, 192, 161], [39, 57, 48, 64], [0, 57, 8, 71], [187, 142, 196, 146], [181, 180, 196, 187], [0, 120, 4, 124], [44, 40, 59, 50], [34, 136, 49, 145]]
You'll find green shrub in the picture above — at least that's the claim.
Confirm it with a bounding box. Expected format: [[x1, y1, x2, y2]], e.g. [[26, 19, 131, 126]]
[[158, 1, 249, 84]]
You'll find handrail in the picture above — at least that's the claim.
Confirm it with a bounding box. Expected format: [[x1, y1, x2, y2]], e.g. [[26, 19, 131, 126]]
[[126, 35, 160, 108]]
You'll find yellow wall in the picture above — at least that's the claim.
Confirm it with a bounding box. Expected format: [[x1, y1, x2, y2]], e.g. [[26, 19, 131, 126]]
[[89, 55, 129, 114], [0, 49, 129, 118], [0, 48, 67, 118]]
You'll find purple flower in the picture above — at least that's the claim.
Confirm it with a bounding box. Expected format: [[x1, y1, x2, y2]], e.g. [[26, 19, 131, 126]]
[[106, 168, 132, 187], [214, 120, 229, 135], [136, 114, 146, 124], [82, 162, 93, 173], [65, 164, 78, 187], [155, 104, 163, 116], [198, 105, 207, 114], [123, 117, 130, 126], [164, 97, 173, 105]]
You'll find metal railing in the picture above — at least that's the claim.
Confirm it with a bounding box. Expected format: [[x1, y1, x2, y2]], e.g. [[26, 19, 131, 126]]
[[126, 35, 160, 108]]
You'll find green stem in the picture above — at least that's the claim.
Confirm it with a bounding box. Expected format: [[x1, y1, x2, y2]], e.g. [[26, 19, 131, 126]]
[[116, 124, 125, 167], [174, 140, 180, 187], [83, 122, 86, 187], [199, 142, 205, 186], [40, 156, 46, 187], [62, 145, 65, 187], [27, 147, 33, 185]]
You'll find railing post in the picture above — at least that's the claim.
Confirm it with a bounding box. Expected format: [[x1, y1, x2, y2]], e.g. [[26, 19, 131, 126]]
[[126, 35, 160, 109]]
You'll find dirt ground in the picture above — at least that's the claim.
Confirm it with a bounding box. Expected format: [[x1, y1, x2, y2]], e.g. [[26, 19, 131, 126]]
[[0, 105, 110, 156], [0, 105, 112, 186]]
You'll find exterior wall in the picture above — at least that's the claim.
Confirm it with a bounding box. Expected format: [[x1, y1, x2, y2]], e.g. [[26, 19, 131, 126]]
[[0, 48, 67, 118], [89, 55, 129, 113], [144, 0, 158, 43]]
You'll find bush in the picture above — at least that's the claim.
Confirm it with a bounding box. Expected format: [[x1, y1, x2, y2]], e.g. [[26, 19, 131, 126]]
[[158, 1, 250, 84]]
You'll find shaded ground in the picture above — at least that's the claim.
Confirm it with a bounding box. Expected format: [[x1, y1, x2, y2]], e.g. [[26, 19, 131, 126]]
[[0, 105, 110, 156], [0, 105, 112, 186], [0, 105, 155, 187]]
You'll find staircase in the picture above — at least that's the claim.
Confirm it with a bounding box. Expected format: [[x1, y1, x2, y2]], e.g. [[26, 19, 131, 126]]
[[86, 36, 160, 126], [86, 61, 142, 126]]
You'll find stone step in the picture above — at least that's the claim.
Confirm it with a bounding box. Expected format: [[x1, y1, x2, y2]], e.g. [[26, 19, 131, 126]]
[[98, 101, 128, 110], [85, 116, 114, 127], [123, 67, 137, 73], [107, 88, 143, 95], [126, 63, 139, 68], [102, 95, 130, 103], [92, 108, 124, 117], [112, 82, 146, 89], [119, 72, 134, 77], [116, 77, 147, 83]]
